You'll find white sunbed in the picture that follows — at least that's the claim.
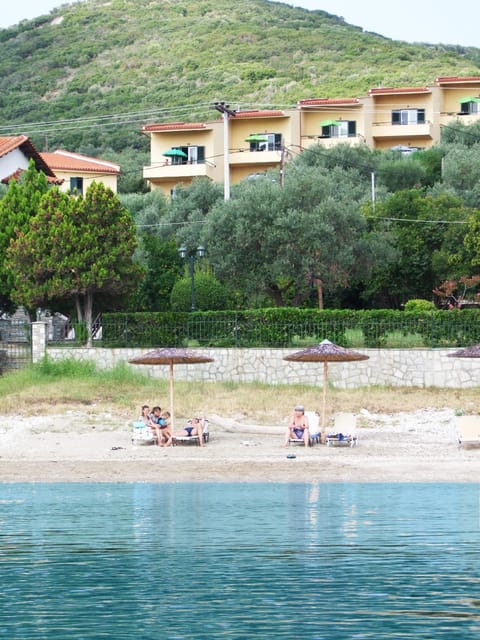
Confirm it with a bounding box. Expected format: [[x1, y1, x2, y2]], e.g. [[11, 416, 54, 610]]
[[131, 421, 157, 446], [456, 415, 480, 448], [326, 413, 358, 447]]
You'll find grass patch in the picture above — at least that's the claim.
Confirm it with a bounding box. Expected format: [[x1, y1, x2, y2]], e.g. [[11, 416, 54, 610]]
[[0, 358, 478, 423]]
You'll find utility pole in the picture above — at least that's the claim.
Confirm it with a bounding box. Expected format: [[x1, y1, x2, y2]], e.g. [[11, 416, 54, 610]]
[[214, 101, 236, 200]]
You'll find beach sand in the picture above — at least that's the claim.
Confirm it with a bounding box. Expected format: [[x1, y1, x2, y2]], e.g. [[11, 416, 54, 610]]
[[0, 408, 479, 483]]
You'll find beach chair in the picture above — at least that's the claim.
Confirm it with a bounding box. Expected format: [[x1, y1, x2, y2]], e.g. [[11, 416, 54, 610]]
[[131, 421, 157, 446], [288, 410, 321, 446], [326, 413, 358, 447], [173, 419, 209, 446], [456, 415, 480, 448]]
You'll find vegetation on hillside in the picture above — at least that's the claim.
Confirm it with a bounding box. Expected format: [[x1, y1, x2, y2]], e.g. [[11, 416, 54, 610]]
[[0, 0, 479, 161]]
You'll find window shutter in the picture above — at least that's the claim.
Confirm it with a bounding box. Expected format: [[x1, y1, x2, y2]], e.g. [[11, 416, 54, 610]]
[[348, 120, 356, 136]]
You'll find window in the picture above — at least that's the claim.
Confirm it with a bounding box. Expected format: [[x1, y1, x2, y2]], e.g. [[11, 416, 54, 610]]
[[172, 146, 205, 165], [321, 121, 356, 138], [70, 177, 83, 194], [249, 133, 282, 151], [391, 109, 425, 125], [460, 100, 480, 114]]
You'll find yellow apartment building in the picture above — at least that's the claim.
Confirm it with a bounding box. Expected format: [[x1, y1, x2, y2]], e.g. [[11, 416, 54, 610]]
[[142, 76, 480, 197]]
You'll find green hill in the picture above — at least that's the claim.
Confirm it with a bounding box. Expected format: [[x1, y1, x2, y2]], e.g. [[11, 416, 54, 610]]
[[1, 0, 479, 155]]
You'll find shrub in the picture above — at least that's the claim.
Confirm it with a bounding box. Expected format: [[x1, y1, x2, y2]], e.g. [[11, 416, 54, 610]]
[[404, 299, 436, 312], [170, 273, 229, 311]]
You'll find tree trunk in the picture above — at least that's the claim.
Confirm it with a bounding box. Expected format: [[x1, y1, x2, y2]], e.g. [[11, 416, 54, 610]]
[[84, 291, 94, 348], [314, 278, 324, 310]]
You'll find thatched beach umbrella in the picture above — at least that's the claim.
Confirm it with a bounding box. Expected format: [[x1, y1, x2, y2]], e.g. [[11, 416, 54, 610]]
[[448, 344, 480, 358], [128, 348, 214, 428], [284, 339, 369, 429]]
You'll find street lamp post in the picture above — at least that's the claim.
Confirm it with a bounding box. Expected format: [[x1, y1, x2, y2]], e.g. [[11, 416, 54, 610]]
[[179, 245, 205, 311]]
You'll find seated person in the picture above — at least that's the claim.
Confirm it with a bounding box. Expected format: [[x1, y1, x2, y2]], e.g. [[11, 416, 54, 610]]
[[139, 404, 153, 427], [150, 407, 172, 447], [175, 417, 205, 447], [158, 410, 173, 447], [284, 404, 310, 447]]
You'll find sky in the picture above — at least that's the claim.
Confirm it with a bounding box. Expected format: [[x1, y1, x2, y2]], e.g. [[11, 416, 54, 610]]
[[1, 0, 479, 48]]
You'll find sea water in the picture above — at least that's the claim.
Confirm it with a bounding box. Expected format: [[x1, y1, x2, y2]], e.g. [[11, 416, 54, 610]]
[[0, 483, 479, 639]]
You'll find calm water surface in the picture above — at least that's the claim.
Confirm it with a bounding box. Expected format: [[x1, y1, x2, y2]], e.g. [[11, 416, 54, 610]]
[[0, 483, 479, 639]]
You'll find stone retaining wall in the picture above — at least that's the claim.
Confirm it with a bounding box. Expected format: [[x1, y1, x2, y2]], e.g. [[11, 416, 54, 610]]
[[44, 343, 480, 389]]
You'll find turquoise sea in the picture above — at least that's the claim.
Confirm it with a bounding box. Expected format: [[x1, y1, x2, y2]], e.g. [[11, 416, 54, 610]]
[[1, 483, 479, 639]]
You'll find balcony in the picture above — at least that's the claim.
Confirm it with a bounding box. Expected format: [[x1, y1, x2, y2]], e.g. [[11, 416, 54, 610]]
[[372, 121, 434, 139], [229, 149, 282, 166], [143, 161, 215, 181], [310, 135, 364, 149]]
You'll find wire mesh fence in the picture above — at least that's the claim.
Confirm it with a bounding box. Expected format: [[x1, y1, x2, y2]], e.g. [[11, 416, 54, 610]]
[[93, 311, 480, 350]]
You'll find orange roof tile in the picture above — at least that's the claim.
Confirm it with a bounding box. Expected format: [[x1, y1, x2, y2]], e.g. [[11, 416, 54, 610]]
[[369, 86, 430, 96], [0, 135, 59, 180], [233, 110, 285, 118], [436, 76, 480, 84], [1, 168, 63, 185], [41, 150, 120, 175], [142, 122, 209, 132], [298, 98, 360, 107]]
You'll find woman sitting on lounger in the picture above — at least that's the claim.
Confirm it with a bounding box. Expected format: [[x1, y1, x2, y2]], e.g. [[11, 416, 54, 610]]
[[175, 417, 205, 446], [284, 405, 310, 447]]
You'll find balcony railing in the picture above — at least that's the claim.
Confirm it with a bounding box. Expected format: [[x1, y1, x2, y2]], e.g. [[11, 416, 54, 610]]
[[143, 160, 216, 181], [371, 121, 433, 138]]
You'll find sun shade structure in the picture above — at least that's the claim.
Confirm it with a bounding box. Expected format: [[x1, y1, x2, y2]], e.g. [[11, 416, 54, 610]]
[[320, 119, 341, 127], [284, 339, 369, 429], [128, 348, 214, 428], [162, 148, 188, 158], [448, 344, 480, 358], [245, 134, 269, 142], [459, 96, 480, 103]]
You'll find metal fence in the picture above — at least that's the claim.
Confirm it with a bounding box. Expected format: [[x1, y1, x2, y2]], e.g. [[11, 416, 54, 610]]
[[95, 312, 480, 350], [0, 319, 31, 372]]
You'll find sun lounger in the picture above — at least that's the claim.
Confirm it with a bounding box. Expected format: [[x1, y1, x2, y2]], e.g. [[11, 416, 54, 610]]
[[131, 421, 157, 445], [456, 415, 480, 448], [173, 419, 209, 446], [326, 413, 357, 447]]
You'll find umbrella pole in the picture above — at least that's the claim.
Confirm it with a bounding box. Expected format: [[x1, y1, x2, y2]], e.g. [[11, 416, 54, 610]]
[[169, 362, 174, 430], [321, 361, 328, 439]]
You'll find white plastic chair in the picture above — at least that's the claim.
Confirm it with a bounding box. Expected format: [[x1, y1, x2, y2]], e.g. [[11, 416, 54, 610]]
[[456, 415, 480, 448], [326, 413, 357, 447], [288, 410, 320, 446], [131, 421, 156, 445]]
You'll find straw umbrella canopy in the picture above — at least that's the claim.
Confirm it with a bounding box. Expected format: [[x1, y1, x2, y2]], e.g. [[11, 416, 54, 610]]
[[284, 339, 369, 429], [128, 348, 214, 428], [448, 344, 480, 358]]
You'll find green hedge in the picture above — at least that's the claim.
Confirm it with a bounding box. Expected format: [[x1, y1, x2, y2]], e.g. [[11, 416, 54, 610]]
[[100, 308, 480, 349]]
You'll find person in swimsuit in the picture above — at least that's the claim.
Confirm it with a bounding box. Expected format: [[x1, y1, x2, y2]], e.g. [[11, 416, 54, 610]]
[[175, 417, 205, 447], [158, 410, 173, 447], [284, 404, 310, 447]]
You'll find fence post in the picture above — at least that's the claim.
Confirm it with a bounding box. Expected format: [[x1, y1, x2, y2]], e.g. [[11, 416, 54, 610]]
[[31, 321, 48, 363]]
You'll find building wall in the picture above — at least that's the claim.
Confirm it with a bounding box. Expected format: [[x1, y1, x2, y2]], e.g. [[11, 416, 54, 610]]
[[54, 170, 118, 194], [0, 148, 29, 180]]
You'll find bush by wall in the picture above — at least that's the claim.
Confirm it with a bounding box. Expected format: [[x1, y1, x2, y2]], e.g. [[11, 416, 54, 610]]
[[100, 308, 480, 349]]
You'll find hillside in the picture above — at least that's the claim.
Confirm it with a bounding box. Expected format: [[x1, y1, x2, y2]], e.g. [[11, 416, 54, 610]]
[[1, 0, 480, 155]]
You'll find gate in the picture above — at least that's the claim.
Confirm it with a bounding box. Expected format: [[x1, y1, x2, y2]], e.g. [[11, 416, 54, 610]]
[[0, 318, 31, 373]]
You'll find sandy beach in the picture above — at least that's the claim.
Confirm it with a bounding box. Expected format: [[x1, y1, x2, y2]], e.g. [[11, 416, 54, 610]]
[[0, 407, 479, 482]]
